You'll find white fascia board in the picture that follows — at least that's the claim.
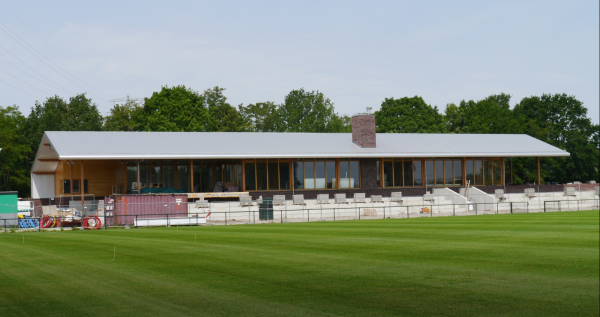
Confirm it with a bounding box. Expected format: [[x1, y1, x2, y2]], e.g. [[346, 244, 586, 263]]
[[57, 152, 570, 160]]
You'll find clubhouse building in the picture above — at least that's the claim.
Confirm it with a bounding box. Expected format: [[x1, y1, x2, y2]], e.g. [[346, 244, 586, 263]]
[[30, 115, 570, 201]]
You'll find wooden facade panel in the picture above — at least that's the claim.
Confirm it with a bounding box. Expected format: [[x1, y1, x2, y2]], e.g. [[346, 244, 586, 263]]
[[55, 160, 117, 197]]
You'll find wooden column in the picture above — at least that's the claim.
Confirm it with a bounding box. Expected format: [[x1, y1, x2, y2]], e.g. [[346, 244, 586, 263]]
[[241, 159, 246, 192], [190, 159, 194, 193], [70, 161, 73, 196], [80, 160, 84, 210], [136, 159, 140, 194], [336, 158, 341, 189], [379, 158, 384, 188], [501, 158, 505, 185], [510, 158, 513, 185], [462, 158, 467, 186], [537, 157, 541, 185]]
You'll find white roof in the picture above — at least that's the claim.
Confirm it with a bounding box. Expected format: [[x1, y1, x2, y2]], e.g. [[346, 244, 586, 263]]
[[32, 131, 568, 172]]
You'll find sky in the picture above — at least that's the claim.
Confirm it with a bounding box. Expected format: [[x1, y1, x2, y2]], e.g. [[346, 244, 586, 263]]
[[0, 0, 598, 123]]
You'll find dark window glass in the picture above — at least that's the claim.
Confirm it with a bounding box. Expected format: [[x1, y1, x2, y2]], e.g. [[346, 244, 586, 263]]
[[339, 160, 349, 188], [193, 166, 201, 192], [383, 161, 392, 187], [304, 160, 315, 189], [73, 179, 80, 193], [474, 159, 483, 185], [413, 160, 423, 186], [393, 160, 403, 187], [256, 162, 267, 190], [140, 166, 151, 188], [435, 160, 444, 186], [350, 159, 360, 188], [454, 159, 463, 186], [202, 165, 214, 192], [426, 160, 434, 186], [164, 166, 175, 189], [268, 161, 279, 190], [178, 166, 189, 192], [493, 160, 502, 185], [376, 160, 380, 187], [445, 160, 453, 186], [466, 160, 474, 185], [403, 160, 413, 187], [326, 159, 336, 189], [127, 166, 137, 192], [152, 166, 162, 185], [293, 160, 304, 189], [279, 162, 290, 189], [63, 180, 70, 194], [83, 180, 88, 193], [244, 163, 255, 190], [484, 160, 493, 185]]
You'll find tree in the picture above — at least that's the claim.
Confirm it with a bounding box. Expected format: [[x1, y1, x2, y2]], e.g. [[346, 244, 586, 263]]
[[512, 93, 599, 183], [103, 97, 143, 131], [23, 94, 103, 169], [278, 88, 342, 132], [139, 85, 208, 132], [203, 87, 250, 132], [0, 106, 32, 196], [444, 93, 520, 134], [239, 101, 282, 132], [375, 96, 445, 133]]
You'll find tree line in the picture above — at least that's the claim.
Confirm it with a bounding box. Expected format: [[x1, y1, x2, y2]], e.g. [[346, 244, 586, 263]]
[[1, 85, 598, 197]]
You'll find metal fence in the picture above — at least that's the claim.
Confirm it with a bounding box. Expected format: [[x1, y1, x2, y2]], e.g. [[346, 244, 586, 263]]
[[1, 191, 598, 231]]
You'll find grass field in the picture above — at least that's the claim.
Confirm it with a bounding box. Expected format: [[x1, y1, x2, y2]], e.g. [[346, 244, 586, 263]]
[[1, 210, 598, 317]]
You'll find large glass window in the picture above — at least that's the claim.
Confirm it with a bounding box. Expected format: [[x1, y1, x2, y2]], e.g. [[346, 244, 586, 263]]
[[127, 166, 137, 192], [484, 159, 493, 185], [315, 161, 326, 189], [350, 159, 360, 188], [268, 160, 279, 190], [293, 160, 304, 189], [326, 159, 336, 189], [304, 161, 315, 189], [414, 160, 423, 186], [256, 160, 267, 190], [426, 159, 434, 186], [465, 157, 503, 186], [393, 160, 403, 187], [493, 160, 502, 185], [177, 166, 189, 192], [279, 161, 290, 189], [445, 160, 453, 186], [383, 161, 392, 187], [466, 160, 474, 185], [435, 160, 444, 186], [403, 160, 413, 187], [163, 166, 175, 189], [244, 162, 256, 190], [454, 159, 463, 186]]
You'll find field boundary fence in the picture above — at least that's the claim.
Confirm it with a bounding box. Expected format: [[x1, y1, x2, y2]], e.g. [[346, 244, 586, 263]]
[[1, 192, 599, 231]]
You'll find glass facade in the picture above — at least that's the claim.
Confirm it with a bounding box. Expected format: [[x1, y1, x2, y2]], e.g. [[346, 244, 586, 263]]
[[465, 157, 503, 186]]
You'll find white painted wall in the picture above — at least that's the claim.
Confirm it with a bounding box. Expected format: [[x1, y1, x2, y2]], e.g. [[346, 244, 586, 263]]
[[31, 174, 54, 199]]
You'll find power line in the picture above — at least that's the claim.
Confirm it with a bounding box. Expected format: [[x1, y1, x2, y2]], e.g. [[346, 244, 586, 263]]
[[0, 2, 129, 96], [0, 77, 42, 99], [0, 23, 109, 102], [0, 44, 75, 95], [0, 67, 52, 95], [0, 53, 73, 95]]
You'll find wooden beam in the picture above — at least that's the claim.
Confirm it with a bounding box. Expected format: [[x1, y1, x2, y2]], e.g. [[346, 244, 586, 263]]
[[80, 160, 84, 210], [190, 159, 194, 193], [136, 159, 140, 194], [501, 158, 505, 186], [537, 156, 541, 185], [241, 159, 246, 192], [38, 159, 59, 162], [32, 171, 55, 175], [70, 161, 73, 195], [510, 158, 513, 185]]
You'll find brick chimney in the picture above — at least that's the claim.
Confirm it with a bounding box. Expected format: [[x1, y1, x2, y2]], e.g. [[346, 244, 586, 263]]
[[352, 114, 376, 148]]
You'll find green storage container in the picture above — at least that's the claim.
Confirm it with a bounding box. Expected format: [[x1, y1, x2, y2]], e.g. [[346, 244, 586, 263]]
[[0, 191, 18, 214], [259, 197, 273, 220]]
